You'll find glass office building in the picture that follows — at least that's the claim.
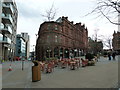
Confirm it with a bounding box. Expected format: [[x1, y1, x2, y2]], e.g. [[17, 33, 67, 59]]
[[16, 34, 26, 58]]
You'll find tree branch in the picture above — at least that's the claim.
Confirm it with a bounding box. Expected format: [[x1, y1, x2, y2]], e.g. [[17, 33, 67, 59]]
[[85, 0, 120, 25]]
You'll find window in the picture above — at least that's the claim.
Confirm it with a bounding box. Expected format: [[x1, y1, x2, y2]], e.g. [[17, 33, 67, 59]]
[[55, 25, 58, 30], [1, 23, 4, 29], [47, 24, 51, 30], [59, 35, 62, 43], [47, 35, 50, 42], [55, 35, 58, 42], [0, 34, 3, 41]]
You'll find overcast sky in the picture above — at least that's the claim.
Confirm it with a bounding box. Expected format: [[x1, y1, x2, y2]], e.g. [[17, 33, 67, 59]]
[[15, 0, 117, 51]]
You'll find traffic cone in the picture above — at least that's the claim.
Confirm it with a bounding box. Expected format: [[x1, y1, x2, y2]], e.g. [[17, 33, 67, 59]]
[[8, 64, 12, 71]]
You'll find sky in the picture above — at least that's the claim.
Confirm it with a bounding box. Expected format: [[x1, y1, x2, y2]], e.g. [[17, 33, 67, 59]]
[[15, 0, 117, 51]]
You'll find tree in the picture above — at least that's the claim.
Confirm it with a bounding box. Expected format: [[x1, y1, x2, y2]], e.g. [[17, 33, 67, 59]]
[[41, 3, 57, 21], [86, 0, 120, 25], [102, 35, 113, 49], [88, 37, 103, 54], [97, 35, 112, 49], [93, 28, 99, 41], [88, 29, 103, 54]]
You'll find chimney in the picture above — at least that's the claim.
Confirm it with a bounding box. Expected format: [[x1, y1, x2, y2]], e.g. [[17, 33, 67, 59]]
[[65, 17, 68, 20], [71, 21, 73, 24], [62, 16, 64, 18], [79, 22, 81, 25]]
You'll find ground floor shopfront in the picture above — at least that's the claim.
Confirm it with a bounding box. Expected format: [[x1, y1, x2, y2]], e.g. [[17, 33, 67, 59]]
[[36, 45, 87, 61], [0, 43, 15, 61]]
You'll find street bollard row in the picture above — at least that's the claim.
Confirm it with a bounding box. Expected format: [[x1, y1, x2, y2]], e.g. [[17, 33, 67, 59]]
[[39, 57, 97, 74]]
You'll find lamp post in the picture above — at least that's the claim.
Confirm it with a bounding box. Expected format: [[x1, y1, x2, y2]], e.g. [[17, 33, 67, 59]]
[[35, 34, 38, 60], [32, 45, 35, 60], [22, 57, 24, 70], [35, 34, 38, 41]]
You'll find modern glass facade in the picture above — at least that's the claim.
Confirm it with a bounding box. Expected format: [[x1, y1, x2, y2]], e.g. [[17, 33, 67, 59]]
[[21, 33, 30, 59], [16, 34, 26, 58], [0, 0, 18, 61]]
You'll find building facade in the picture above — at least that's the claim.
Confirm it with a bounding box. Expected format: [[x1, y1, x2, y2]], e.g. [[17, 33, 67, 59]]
[[16, 34, 26, 58], [16, 33, 30, 59], [118, 5, 120, 32], [112, 31, 120, 54], [36, 16, 88, 61], [0, 0, 18, 61], [88, 37, 103, 54], [21, 33, 30, 59]]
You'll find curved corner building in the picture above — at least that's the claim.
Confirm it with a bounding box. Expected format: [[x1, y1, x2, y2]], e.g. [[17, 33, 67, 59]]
[[36, 16, 88, 61]]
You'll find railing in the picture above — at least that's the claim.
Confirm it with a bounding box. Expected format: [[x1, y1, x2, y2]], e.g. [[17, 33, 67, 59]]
[[0, 36, 11, 44], [8, 25, 12, 34], [2, 3, 14, 14], [0, 24, 12, 34], [2, 13, 13, 24]]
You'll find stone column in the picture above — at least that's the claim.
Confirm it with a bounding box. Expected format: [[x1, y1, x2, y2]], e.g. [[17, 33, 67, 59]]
[[63, 48, 65, 58], [58, 47, 60, 58], [77, 49, 79, 57]]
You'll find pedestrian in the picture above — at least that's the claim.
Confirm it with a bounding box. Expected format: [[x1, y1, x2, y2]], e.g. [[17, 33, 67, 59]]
[[108, 53, 111, 61], [2, 58, 4, 64], [112, 52, 116, 60], [9, 57, 12, 62]]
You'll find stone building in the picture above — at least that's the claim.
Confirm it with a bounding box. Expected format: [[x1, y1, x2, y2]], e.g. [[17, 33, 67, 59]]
[[88, 37, 103, 54], [112, 31, 120, 54], [36, 16, 88, 60]]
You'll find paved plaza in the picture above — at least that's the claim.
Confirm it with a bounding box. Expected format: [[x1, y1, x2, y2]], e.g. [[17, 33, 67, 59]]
[[1, 56, 119, 88]]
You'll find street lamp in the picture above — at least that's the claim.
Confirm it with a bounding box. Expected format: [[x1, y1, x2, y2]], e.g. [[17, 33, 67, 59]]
[[35, 34, 38, 41], [32, 45, 35, 60], [22, 58, 24, 70]]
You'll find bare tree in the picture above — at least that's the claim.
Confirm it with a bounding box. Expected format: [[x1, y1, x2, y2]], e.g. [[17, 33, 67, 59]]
[[41, 4, 57, 21], [93, 29, 103, 53], [86, 0, 120, 25], [91, 28, 100, 41], [94, 28, 99, 41], [100, 35, 112, 49]]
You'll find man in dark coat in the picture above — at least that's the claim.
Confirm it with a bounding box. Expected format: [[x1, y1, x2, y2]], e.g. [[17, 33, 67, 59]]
[[112, 52, 116, 60], [108, 53, 111, 60]]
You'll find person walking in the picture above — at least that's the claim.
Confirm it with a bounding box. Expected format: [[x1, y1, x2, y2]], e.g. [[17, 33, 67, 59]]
[[108, 53, 111, 61], [112, 52, 116, 60], [9, 57, 12, 62]]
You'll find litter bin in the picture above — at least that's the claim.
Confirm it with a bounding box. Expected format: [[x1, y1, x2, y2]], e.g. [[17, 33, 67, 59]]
[[32, 61, 41, 82]]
